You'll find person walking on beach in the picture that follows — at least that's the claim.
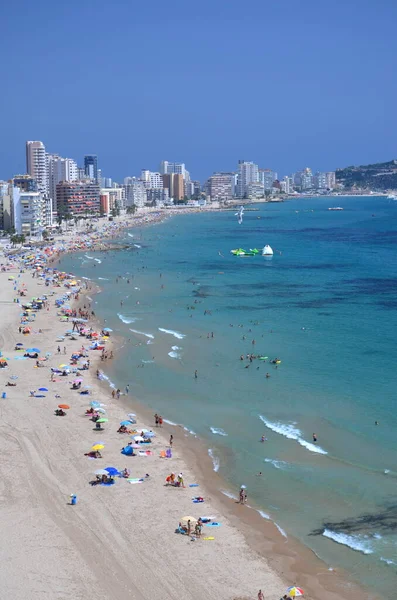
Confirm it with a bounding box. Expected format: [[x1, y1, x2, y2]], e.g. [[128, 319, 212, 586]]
[[63, 346, 66, 355], [57, 345, 61, 354], [158, 415, 163, 427], [125, 384, 129, 394], [258, 590, 264, 600], [169, 434, 173, 447], [154, 413, 159, 427]]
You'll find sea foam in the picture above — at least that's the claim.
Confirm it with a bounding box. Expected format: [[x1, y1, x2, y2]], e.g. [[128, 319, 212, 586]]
[[208, 449, 220, 472], [168, 345, 182, 359], [323, 529, 373, 555], [129, 328, 154, 339], [118, 313, 138, 324], [221, 490, 237, 500], [159, 327, 186, 340], [264, 458, 289, 470], [259, 415, 327, 455], [210, 427, 228, 436], [274, 523, 288, 538]]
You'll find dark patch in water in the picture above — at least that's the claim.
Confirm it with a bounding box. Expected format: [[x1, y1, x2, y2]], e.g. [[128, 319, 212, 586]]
[[317, 312, 332, 316], [291, 297, 347, 309], [343, 277, 397, 294], [311, 502, 397, 536]]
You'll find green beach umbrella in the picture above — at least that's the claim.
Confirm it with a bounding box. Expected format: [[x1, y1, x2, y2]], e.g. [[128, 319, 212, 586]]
[[97, 418, 108, 424]]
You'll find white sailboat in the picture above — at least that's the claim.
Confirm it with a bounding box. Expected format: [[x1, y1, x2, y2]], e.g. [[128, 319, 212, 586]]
[[262, 245, 273, 256]]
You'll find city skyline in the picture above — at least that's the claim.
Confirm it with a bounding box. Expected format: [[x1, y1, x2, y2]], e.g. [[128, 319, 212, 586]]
[[1, 1, 397, 182]]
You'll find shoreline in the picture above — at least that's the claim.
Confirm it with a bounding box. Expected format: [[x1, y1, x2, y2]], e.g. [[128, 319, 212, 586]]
[[0, 230, 379, 599], [77, 278, 377, 600]]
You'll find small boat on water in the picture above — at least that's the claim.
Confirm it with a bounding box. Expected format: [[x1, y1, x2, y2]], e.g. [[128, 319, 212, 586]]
[[328, 207, 344, 211], [262, 245, 273, 256]]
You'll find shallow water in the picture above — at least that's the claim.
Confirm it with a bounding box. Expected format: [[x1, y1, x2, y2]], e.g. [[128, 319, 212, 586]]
[[62, 196, 397, 597]]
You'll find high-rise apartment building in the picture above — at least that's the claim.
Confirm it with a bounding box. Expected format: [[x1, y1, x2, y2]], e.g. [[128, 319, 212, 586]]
[[141, 170, 163, 188], [26, 141, 48, 195], [13, 191, 52, 237], [84, 155, 98, 182], [192, 181, 201, 198], [162, 173, 184, 201], [247, 182, 265, 199], [326, 172, 336, 189], [146, 188, 169, 206], [123, 177, 147, 208], [208, 173, 234, 203], [159, 161, 187, 178], [236, 160, 259, 198], [56, 180, 100, 216], [258, 169, 277, 190], [47, 155, 78, 210], [12, 174, 38, 192], [0, 182, 17, 231], [300, 168, 313, 190]]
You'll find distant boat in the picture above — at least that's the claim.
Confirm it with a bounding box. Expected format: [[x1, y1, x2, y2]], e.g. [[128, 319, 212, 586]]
[[262, 245, 273, 256], [328, 207, 344, 211]]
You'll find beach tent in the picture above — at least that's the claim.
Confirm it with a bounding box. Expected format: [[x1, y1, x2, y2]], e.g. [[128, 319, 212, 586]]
[[121, 445, 134, 456]]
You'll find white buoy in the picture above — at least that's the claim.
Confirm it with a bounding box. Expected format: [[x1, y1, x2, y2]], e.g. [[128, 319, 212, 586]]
[[262, 245, 273, 256]]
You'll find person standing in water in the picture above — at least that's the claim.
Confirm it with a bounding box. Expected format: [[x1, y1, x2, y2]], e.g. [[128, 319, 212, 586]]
[[194, 370, 198, 379], [313, 433, 317, 443]]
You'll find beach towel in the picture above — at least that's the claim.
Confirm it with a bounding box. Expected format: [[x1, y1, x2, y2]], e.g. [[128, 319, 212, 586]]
[[203, 537, 215, 541], [160, 450, 166, 458], [189, 484, 199, 487], [205, 522, 221, 527]]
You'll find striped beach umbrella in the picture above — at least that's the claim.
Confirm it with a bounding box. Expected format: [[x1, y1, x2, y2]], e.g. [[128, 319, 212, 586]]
[[287, 586, 304, 597]]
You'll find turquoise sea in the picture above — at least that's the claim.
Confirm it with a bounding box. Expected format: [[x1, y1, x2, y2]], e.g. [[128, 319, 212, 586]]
[[62, 196, 397, 597]]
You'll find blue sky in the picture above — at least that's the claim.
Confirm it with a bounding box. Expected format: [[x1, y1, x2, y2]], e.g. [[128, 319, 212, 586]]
[[1, 0, 396, 181]]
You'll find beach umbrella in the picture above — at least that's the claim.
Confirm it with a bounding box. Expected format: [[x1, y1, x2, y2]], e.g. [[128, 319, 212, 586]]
[[103, 328, 113, 332], [105, 467, 119, 476], [58, 404, 70, 409], [92, 444, 104, 451], [287, 587, 304, 598], [16, 343, 23, 347], [97, 418, 108, 423], [94, 469, 108, 476], [26, 348, 41, 353], [144, 431, 155, 438], [127, 413, 136, 418], [120, 420, 132, 426], [73, 378, 83, 383], [90, 401, 100, 408], [134, 436, 145, 442], [180, 516, 197, 525], [96, 408, 106, 414], [38, 387, 48, 392], [59, 364, 68, 368]]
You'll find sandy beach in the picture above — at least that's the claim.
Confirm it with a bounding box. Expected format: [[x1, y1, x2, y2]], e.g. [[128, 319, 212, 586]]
[[0, 248, 377, 600]]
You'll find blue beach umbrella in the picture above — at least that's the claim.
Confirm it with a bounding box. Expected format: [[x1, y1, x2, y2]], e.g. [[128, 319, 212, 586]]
[[38, 387, 48, 392], [103, 328, 113, 332], [90, 401, 100, 408], [105, 467, 119, 476], [26, 347, 41, 353], [120, 420, 131, 426]]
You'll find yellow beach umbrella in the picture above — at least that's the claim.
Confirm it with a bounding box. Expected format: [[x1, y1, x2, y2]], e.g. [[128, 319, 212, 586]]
[[92, 444, 104, 451]]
